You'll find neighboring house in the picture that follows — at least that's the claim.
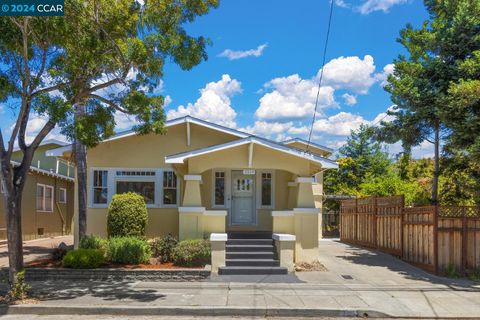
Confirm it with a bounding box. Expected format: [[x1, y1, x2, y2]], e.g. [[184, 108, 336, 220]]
[[0, 140, 75, 241], [49, 116, 338, 263]]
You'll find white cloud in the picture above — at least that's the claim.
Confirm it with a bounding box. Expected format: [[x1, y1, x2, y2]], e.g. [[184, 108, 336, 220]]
[[255, 74, 336, 121], [358, 0, 409, 14], [9, 113, 67, 145], [321, 55, 377, 94], [313, 112, 367, 136], [374, 63, 395, 87], [241, 121, 294, 141], [167, 74, 241, 128], [342, 93, 357, 106], [336, 0, 409, 14], [218, 43, 268, 60]]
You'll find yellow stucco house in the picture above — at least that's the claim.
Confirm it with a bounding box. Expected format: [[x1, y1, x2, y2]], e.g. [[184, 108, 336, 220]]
[[49, 116, 338, 274]]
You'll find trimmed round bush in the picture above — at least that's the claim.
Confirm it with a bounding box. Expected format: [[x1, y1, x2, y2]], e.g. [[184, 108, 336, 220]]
[[79, 234, 108, 255], [150, 234, 178, 262], [107, 192, 148, 238], [108, 237, 151, 264], [172, 239, 211, 267], [62, 249, 105, 269]]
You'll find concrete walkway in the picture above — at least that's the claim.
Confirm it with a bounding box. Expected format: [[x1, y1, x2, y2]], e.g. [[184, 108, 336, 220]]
[[0, 236, 73, 267], [2, 239, 480, 318]]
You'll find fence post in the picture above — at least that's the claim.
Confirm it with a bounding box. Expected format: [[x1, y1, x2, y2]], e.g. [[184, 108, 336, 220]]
[[373, 196, 378, 249], [433, 205, 439, 275], [462, 207, 467, 275], [400, 195, 405, 260]]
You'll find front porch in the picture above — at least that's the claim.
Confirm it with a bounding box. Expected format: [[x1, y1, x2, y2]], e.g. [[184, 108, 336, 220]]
[[165, 136, 338, 263]]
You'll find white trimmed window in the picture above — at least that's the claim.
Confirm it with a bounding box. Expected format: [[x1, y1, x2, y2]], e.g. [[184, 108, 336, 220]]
[[257, 171, 274, 209], [58, 187, 67, 203], [36, 184, 53, 212], [214, 171, 226, 206], [116, 180, 155, 204], [163, 171, 177, 205], [93, 170, 108, 204]]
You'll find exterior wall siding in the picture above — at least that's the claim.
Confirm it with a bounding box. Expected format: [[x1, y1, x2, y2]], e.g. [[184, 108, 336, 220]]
[[0, 172, 74, 240]]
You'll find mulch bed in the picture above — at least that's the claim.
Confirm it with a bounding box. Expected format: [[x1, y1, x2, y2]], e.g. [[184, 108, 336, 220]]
[[26, 258, 203, 269]]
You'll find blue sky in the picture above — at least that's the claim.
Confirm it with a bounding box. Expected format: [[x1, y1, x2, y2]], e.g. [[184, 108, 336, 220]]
[[0, 0, 434, 157]]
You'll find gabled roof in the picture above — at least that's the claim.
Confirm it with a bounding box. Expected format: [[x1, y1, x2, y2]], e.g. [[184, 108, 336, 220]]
[[165, 136, 338, 169], [47, 115, 250, 156], [282, 138, 334, 154], [13, 139, 68, 153], [104, 115, 250, 143]]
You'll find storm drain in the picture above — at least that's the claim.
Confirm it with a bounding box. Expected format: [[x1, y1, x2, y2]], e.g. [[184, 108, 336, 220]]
[[341, 274, 353, 280]]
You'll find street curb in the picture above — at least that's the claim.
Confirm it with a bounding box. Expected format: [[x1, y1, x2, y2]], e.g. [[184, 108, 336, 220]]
[[0, 305, 390, 318]]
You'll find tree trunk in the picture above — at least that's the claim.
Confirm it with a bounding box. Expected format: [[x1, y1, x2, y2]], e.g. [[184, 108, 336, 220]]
[[432, 120, 440, 205], [74, 103, 88, 240], [4, 188, 24, 286]]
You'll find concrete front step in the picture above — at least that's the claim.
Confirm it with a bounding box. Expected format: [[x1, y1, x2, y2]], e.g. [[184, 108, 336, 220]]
[[226, 259, 280, 267], [228, 232, 272, 239], [226, 244, 274, 252], [218, 266, 288, 275], [227, 239, 273, 245], [226, 251, 275, 260]]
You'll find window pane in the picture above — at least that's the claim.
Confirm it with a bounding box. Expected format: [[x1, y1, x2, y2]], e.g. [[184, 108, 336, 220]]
[[94, 187, 108, 204], [45, 186, 53, 211], [36, 185, 44, 210], [163, 189, 177, 205], [116, 181, 155, 204], [59, 188, 66, 203], [215, 172, 225, 206], [261, 175, 272, 206]]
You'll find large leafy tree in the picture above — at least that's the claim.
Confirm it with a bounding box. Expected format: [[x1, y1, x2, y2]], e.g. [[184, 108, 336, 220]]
[[324, 125, 391, 196], [378, 0, 480, 204], [0, 17, 69, 287], [54, 0, 218, 240]]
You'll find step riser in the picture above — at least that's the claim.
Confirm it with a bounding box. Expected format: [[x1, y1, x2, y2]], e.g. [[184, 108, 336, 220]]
[[228, 233, 272, 240], [227, 239, 273, 245], [226, 245, 274, 253], [226, 253, 275, 260], [226, 260, 279, 267], [218, 267, 288, 275]]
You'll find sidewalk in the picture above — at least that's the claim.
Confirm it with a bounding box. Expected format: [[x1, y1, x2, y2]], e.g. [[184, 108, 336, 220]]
[[1, 239, 479, 318]]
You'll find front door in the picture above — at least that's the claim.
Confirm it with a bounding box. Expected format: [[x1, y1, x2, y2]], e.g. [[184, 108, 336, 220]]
[[231, 170, 255, 225]]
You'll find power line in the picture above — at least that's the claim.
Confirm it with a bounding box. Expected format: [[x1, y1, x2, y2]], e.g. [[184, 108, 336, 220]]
[[306, 0, 335, 152]]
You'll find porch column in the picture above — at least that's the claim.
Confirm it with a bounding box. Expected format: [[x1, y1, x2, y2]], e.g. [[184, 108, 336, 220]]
[[294, 177, 320, 263], [287, 181, 297, 209], [179, 175, 205, 240]]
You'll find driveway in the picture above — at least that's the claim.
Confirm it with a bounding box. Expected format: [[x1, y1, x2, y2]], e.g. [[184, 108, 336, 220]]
[[0, 235, 73, 267]]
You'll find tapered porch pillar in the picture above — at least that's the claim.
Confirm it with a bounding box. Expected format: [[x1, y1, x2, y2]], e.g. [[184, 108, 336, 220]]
[[179, 175, 205, 240], [294, 177, 320, 262]]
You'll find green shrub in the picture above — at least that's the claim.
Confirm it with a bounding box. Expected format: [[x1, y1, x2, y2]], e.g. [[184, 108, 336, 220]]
[[172, 239, 211, 267], [6, 270, 30, 301], [108, 237, 151, 264], [107, 192, 148, 238], [62, 249, 105, 269], [79, 235, 108, 255], [469, 269, 480, 282], [151, 234, 178, 262]]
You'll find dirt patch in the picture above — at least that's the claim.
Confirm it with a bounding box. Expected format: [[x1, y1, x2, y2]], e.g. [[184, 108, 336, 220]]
[[25, 258, 203, 269], [295, 260, 328, 272], [0, 296, 39, 305]]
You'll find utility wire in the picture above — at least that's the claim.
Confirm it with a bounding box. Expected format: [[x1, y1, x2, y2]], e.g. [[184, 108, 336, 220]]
[[306, 0, 335, 152]]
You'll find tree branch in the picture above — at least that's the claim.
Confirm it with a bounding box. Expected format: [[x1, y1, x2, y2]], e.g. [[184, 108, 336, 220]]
[[88, 93, 129, 113]]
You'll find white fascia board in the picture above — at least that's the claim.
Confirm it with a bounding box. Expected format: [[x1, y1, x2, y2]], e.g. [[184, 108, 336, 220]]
[[271, 210, 294, 217], [293, 208, 321, 214], [282, 138, 334, 154]]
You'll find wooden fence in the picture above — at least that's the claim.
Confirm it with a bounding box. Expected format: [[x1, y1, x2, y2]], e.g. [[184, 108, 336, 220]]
[[340, 196, 480, 275]]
